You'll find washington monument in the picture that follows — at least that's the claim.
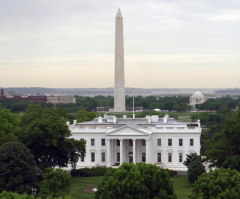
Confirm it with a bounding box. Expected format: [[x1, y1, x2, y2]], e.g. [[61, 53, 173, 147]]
[[114, 8, 125, 112]]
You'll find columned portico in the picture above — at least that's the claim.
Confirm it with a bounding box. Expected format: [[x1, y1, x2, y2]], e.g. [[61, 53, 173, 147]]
[[105, 136, 151, 167]]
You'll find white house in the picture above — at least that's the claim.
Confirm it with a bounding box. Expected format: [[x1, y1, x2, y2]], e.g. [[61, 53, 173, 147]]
[[68, 114, 201, 171]]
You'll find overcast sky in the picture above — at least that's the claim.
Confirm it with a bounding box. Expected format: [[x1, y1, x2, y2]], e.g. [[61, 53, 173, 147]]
[[0, 0, 240, 88]]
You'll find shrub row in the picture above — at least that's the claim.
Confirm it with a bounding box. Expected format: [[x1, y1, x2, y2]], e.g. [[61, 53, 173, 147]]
[[165, 169, 177, 177], [71, 166, 177, 177], [71, 167, 110, 177]]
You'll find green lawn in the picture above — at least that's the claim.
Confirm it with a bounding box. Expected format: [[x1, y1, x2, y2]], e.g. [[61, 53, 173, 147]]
[[70, 175, 192, 199], [172, 175, 192, 199], [70, 176, 103, 199]]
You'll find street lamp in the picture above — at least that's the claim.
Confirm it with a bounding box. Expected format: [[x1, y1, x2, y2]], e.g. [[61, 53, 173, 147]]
[[32, 188, 37, 199]]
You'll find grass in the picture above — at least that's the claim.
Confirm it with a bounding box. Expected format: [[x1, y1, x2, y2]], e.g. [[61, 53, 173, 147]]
[[70, 176, 103, 199], [70, 175, 192, 199], [172, 175, 192, 199]]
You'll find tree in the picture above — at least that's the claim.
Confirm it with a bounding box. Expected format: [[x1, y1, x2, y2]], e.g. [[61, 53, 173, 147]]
[[0, 141, 39, 194], [19, 105, 86, 170], [76, 109, 96, 122], [95, 163, 176, 199], [205, 109, 240, 170], [39, 168, 71, 199], [0, 191, 35, 199], [0, 108, 21, 145], [184, 153, 205, 183], [189, 168, 240, 199]]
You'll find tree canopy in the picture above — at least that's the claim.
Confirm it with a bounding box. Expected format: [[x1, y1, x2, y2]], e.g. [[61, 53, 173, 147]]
[[19, 105, 86, 170], [39, 168, 71, 199], [0, 141, 39, 194], [205, 109, 240, 170], [184, 153, 205, 183], [189, 168, 240, 199], [95, 163, 176, 199], [0, 108, 21, 145]]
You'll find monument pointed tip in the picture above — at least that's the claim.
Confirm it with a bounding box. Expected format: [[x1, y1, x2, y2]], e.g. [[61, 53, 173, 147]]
[[116, 8, 122, 18]]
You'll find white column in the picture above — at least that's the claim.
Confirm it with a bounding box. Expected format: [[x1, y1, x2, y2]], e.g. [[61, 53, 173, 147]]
[[133, 139, 136, 164], [107, 139, 111, 167], [120, 139, 123, 165], [145, 138, 149, 163]]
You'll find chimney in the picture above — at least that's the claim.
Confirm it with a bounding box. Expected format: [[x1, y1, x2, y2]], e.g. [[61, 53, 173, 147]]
[[163, 114, 169, 123], [98, 116, 103, 123], [1, 88, 4, 97], [146, 115, 151, 124]]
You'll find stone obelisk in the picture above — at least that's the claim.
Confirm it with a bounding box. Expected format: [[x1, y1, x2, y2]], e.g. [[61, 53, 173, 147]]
[[114, 8, 125, 112]]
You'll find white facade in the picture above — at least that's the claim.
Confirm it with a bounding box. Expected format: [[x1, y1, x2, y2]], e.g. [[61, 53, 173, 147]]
[[68, 114, 201, 171]]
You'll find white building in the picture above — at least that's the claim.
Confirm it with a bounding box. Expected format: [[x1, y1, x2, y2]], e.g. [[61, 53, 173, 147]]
[[189, 92, 206, 107], [68, 114, 201, 171], [47, 95, 76, 105]]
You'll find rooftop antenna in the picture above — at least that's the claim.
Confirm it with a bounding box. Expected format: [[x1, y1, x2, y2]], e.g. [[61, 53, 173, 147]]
[[133, 89, 135, 119]]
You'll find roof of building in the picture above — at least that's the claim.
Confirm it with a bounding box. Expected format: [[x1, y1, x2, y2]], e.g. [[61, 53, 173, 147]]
[[75, 116, 190, 127], [192, 92, 204, 98]]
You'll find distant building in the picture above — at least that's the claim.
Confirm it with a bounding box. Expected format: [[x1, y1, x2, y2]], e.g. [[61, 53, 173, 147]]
[[47, 96, 76, 105], [0, 88, 75, 104], [189, 92, 206, 107], [68, 114, 201, 171], [0, 88, 47, 102]]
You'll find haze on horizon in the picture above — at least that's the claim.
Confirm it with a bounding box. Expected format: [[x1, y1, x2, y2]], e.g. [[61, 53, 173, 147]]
[[0, 0, 240, 89]]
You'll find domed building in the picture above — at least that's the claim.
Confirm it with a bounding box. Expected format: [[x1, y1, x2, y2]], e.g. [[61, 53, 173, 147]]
[[189, 92, 206, 107]]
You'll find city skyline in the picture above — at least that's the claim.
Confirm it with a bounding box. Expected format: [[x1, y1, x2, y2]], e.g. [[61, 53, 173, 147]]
[[1, 0, 240, 88]]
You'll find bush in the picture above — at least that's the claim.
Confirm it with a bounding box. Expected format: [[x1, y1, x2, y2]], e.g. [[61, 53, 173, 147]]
[[0, 191, 74, 199], [0, 141, 39, 194], [71, 167, 110, 177], [165, 169, 178, 177], [189, 168, 240, 199], [95, 163, 176, 199], [0, 191, 34, 199], [184, 153, 205, 183], [39, 168, 71, 199]]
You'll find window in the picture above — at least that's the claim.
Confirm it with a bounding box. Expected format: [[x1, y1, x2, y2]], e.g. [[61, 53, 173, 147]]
[[117, 140, 120, 146], [101, 152, 105, 162], [101, 139, 105, 146], [179, 153, 183, 162], [190, 139, 194, 146], [168, 153, 172, 162], [157, 153, 161, 162], [142, 139, 146, 146], [157, 139, 161, 146], [142, 153, 146, 162], [129, 139, 133, 146], [81, 156, 84, 162], [91, 139, 95, 146], [91, 152, 95, 162], [117, 152, 120, 162], [168, 139, 172, 146], [179, 139, 183, 146]]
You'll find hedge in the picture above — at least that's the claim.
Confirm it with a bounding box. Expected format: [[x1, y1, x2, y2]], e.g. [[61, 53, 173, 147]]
[[71, 167, 110, 177], [71, 167, 177, 177]]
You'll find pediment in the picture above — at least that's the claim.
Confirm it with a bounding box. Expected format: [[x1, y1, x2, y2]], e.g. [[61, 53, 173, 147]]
[[107, 125, 149, 136]]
